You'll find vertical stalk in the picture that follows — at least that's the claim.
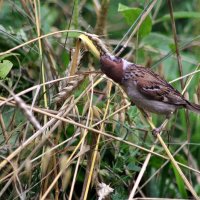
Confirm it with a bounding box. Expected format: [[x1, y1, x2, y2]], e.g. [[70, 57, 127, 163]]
[[83, 82, 112, 200]]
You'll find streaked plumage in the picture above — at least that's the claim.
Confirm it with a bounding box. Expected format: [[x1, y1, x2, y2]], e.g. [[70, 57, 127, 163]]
[[100, 54, 200, 117]]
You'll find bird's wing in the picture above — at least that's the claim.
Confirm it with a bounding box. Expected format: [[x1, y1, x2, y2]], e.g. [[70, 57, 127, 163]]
[[135, 67, 187, 105]]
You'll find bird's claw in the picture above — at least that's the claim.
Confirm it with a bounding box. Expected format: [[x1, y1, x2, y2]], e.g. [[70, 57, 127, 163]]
[[152, 127, 161, 136]]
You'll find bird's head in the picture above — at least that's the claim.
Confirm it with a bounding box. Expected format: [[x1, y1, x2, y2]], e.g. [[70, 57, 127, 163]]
[[100, 54, 125, 83]]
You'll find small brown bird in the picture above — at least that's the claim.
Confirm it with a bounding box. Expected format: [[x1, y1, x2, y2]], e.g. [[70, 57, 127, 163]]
[[100, 54, 200, 132]]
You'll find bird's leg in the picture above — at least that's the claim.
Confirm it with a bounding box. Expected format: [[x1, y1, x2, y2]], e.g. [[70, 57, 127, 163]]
[[138, 107, 172, 136], [138, 107, 151, 119], [138, 107, 154, 130], [138, 108, 152, 140], [152, 119, 169, 136], [131, 101, 151, 119], [152, 113, 173, 136]]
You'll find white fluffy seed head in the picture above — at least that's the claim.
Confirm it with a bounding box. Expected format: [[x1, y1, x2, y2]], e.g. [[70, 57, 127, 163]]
[[97, 182, 114, 200]]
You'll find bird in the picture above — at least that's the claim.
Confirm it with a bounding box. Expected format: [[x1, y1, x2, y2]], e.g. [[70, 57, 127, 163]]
[[100, 54, 200, 133]]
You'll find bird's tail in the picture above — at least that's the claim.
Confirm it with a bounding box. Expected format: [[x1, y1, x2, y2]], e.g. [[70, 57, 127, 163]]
[[186, 101, 200, 114]]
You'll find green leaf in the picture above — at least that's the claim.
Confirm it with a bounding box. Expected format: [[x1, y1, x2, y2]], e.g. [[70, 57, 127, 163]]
[[0, 53, 20, 61], [112, 187, 128, 200], [72, 0, 79, 29], [155, 11, 200, 24], [172, 164, 188, 198], [0, 60, 13, 79], [142, 33, 173, 49], [118, 3, 152, 38], [127, 163, 141, 171]]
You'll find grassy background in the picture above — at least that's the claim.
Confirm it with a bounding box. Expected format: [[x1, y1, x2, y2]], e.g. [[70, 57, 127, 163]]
[[0, 0, 200, 199]]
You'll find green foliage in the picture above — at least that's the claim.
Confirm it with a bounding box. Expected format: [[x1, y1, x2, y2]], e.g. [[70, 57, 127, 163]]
[[0, 0, 200, 199], [0, 59, 13, 79], [155, 11, 200, 24], [111, 187, 128, 200], [118, 3, 152, 38], [172, 164, 188, 198]]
